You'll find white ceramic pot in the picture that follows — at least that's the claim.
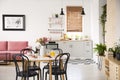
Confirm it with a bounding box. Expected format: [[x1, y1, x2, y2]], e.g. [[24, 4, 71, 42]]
[[40, 46, 46, 56]]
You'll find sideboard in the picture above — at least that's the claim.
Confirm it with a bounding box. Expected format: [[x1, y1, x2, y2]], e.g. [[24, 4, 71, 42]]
[[104, 56, 120, 80], [56, 40, 93, 59]]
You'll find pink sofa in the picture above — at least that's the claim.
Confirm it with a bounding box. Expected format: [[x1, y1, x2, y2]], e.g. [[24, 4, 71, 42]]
[[0, 41, 28, 60]]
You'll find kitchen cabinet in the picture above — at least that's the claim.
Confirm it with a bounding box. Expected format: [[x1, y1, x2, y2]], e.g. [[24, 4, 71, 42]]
[[109, 61, 120, 80], [56, 40, 93, 59], [104, 57, 120, 80]]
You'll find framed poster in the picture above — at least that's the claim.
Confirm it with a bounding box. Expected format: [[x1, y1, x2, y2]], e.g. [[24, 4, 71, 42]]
[[3, 15, 25, 31]]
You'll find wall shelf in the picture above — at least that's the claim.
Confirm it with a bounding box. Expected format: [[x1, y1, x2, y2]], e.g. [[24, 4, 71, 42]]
[[48, 17, 63, 27], [48, 17, 64, 36]]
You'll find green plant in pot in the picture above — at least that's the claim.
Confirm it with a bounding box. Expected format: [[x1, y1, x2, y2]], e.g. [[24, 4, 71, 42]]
[[108, 46, 119, 58], [114, 44, 120, 60], [94, 43, 107, 56], [116, 48, 120, 60], [108, 44, 120, 60], [100, 4, 107, 44]]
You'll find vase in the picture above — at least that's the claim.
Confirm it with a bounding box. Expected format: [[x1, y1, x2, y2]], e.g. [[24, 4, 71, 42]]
[[113, 52, 116, 58], [116, 53, 120, 60], [40, 46, 46, 56]]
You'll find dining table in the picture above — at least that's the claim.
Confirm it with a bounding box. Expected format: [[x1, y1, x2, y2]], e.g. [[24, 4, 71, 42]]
[[25, 54, 56, 80]]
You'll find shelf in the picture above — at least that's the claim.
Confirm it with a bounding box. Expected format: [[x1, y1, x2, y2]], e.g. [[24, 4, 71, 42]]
[[49, 17, 63, 25], [48, 29, 64, 31], [48, 29, 64, 34], [48, 16, 64, 35]]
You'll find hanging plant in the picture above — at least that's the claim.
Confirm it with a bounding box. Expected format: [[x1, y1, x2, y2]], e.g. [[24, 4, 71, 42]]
[[100, 4, 107, 43]]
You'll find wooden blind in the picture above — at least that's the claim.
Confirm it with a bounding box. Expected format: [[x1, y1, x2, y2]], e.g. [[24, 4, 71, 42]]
[[67, 6, 82, 32]]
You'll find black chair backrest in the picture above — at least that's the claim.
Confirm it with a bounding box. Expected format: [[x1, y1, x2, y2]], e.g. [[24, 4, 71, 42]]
[[12, 54, 30, 74], [20, 48, 35, 54], [45, 43, 59, 50], [55, 53, 70, 71]]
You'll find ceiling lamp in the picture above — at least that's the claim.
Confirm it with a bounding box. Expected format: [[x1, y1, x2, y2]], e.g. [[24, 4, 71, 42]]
[[81, 7, 85, 15], [60, 8, 64, 15], [60, 0, 64, 15], [81, 0, 85, 15]]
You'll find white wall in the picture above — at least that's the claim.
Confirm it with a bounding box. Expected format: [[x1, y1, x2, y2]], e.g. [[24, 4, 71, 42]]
[[91, 0, 99, 45], [90, 0, 106, 63], [90, 0, 99, 62], [105, 0, 120, 48], [0, 0, 92, 47], [91, 0, 106, 45], [116, 0, 120, 41]]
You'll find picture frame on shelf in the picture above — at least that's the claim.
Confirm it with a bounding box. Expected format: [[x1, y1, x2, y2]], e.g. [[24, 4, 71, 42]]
[[2, 14, 25, 31]]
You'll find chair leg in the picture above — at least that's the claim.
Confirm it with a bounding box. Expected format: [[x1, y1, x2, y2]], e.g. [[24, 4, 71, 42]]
[[55, 75, 58, 80], [25, 77, 29, 80], [45, 72, 47, 80], [43, 68, 45, 79], [60, 75, 62, 80], [24, 77, 27, 80], [39, 69, 41, 80], [65, 73, 67, 80], [21, 77, 23, 80], [37, 74, 39, 80], [33, 76, 35, 80], [16, 75, 18, 80]]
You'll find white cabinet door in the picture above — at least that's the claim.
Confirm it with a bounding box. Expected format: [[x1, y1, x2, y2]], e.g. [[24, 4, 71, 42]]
[[82, 41, 93, 59], [57, 41, 72, 54], [109, 61, 120, 80], [70, 41, 84, 58], [57, 40, 93, 59], [71, 41, 93, 59]]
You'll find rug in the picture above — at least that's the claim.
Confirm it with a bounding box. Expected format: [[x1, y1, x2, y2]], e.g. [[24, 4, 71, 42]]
[[68, 58, 95, 65]]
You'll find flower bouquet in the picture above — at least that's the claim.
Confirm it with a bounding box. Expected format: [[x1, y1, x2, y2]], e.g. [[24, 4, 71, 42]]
[[36, 37, 49, 56], [36, 37, 48, 46]]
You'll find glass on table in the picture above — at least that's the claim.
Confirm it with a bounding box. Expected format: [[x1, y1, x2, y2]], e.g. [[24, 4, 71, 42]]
[[50, 50, 56, 57]]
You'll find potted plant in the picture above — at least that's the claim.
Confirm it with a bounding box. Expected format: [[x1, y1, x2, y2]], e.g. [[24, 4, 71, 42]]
[[108, 46, 118, 58], [100, 4, 107, 44], [108, 43, 120, 60], [36, 37, 49, 56], [116, 47, 120, 60], [94, 43, 107, 56]]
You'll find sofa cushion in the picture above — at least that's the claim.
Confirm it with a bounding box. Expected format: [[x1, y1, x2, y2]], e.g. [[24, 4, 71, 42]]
[[0, 41, 7, 51], [8, 51, 20, 54], [8, 41, 28, 51], [0, 51, 8, 54]]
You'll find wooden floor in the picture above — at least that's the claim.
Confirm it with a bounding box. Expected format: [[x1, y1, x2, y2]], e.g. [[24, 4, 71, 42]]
[[0, 62, 105, 80]]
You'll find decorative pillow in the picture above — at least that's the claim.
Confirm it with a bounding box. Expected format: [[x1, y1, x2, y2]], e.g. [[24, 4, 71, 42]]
[[0, 41, 7, 51]]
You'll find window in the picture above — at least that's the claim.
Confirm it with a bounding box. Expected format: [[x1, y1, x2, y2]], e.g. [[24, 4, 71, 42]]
[[67, 6, 82, 32]]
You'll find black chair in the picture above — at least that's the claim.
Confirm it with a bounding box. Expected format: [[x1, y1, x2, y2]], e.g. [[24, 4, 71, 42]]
[[45, 42, 58, 50], [12, 54, 39, 80], [20, 48, 41, 79], [43, 48, 63, 79], [45, 53, 70, 80]]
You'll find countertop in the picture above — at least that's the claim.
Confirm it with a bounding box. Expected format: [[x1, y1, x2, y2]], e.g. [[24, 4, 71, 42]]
[[108, 56, 120, 65]]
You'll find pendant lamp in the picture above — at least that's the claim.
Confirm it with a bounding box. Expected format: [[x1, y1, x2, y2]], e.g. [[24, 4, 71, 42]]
[[81, 8, 85, 15], [81, 0, 85, 15], [60, 0, 64, 15], [60, 8, 64, 15]]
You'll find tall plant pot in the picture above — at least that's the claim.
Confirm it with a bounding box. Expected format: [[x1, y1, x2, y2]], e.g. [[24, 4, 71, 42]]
[[40, 46, 46, 56], [116, 53, 120, 60], [99, 53, 104, 56], [113, 52, 116, 58]]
